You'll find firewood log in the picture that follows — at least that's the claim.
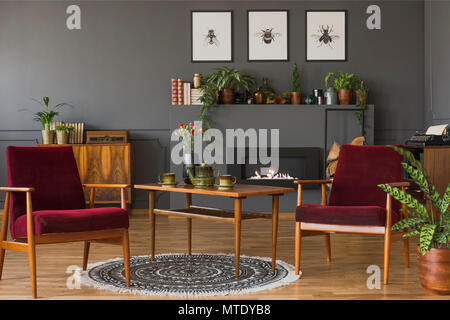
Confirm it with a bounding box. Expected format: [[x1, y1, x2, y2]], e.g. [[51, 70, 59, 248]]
[[327, 141, 341, 163]]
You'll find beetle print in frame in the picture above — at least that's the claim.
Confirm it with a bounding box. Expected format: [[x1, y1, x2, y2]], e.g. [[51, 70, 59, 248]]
[[191, 11, 233, 62], [306, 10, 347, 62], [247, 10, 289, 61]]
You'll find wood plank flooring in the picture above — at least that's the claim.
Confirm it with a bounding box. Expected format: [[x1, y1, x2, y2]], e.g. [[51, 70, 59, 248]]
[[0, 211, 447, 300]]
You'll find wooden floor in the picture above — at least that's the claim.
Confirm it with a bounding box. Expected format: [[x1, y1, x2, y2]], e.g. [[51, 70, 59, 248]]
[[0, 210, 447, 300]]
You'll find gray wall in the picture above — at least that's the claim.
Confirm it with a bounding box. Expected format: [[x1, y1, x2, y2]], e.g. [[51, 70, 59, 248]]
[[0, 1, 426, 208], [424, 0, 450, 127]]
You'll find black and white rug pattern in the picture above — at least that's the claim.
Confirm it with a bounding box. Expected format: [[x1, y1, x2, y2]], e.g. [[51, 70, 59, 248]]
[[80, 253, 301, 297]]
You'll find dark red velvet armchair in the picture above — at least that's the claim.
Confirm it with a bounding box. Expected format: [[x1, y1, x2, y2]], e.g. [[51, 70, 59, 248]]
[[0, 146, 131, 298], [294, 145, 410, 284]]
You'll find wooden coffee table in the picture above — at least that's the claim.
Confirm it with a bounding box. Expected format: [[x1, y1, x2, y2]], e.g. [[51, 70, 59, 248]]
[[133, 183, 295, 278]]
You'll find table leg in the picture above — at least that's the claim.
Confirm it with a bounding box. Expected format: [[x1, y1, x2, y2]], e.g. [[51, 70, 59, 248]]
[[272, 195, 279, 272], [234, 198, 242, 278], [149, 191, 156, 260], [186, 194, 192, 255]]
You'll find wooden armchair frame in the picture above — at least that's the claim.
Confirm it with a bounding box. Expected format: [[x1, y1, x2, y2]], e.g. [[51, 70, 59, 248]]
[[0, 183, 131, 298], [294, 180, 411, 285]]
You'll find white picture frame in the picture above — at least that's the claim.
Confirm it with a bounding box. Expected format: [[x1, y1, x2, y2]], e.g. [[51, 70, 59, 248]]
[[306, 10, 347, 62], [247, 10, 289, 61], [191, 11, 233, 62]]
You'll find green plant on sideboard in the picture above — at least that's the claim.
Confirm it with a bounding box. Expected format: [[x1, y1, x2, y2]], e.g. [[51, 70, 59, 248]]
[[19, 96, 73, 144], [23, 96, 72, 130], [55, 125, 74, 134]]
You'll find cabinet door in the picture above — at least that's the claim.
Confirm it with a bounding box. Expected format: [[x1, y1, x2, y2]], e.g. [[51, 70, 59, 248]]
[[82, 144, 131, 203], [424, 147, 450, 194]]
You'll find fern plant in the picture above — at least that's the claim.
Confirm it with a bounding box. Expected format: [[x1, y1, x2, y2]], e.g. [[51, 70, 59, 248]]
[[378, 145, 449, 255], [199, 67, 256, 128]]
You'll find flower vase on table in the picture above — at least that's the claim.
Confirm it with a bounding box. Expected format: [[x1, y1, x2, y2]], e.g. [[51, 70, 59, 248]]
[[183, 152, 194, 184]]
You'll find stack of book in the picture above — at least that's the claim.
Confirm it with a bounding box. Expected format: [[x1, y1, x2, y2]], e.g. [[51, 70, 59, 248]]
[[170, 78, 203, 105], [171, 78, 178, 105], [51, 121, 85, 144], [191, 88, 202, 105], [183, 82, 191, 105]]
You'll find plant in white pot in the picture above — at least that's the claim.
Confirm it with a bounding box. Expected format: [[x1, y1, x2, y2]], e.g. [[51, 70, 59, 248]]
[[378, 145, 449, 295], [55, 125, 74, 144]]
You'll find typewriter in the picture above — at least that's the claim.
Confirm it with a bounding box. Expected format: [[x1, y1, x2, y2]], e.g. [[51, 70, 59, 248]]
[[405, 124, 450, 146]]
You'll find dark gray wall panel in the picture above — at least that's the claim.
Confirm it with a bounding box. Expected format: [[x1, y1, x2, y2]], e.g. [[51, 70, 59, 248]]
[[0, 1, 426, 209], [424, 0, 450, 126]]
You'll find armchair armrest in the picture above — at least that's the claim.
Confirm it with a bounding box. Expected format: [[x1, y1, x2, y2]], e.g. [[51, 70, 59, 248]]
[[294, 180, 331, 206], [385, 181, 413, 188], [294, 180, 332, 185], [0, 187, 35, 192], [83, 184, 130, 209], [83, 183, 130, 189]]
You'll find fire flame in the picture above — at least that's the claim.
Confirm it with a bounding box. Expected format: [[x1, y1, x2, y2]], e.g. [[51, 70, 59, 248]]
[[249, 169, 298, 180]]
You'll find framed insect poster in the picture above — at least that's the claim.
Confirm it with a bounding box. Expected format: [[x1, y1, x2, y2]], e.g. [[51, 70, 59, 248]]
[[191, 11, 233, 62], [306, 10, 347, 62], [247, 10, 289, 61]]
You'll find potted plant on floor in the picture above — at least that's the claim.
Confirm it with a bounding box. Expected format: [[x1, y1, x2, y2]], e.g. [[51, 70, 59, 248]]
[[55, 125, 74, 144], [378, 146, 449, 295], [333, 72, 358, 105], [290, 63, 302, 104], [21, 96, 72, 144]]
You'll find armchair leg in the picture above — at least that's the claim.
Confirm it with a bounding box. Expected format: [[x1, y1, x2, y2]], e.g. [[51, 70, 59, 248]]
[[82, 241, 90, 271], [27, 244, 37, 298], [403, 233, 410, 268], [324, 234, 331, 262], [295, 222, 302, 275], [122, 230, 131, 287], [0, 192, 10, 280], [0, 248, 5, 281], [383, 230, 391, 285]]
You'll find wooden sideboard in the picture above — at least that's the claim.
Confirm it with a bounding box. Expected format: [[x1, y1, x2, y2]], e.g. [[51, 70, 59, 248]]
[[404, 145, 450, 194], [39, 143, 132, 204]]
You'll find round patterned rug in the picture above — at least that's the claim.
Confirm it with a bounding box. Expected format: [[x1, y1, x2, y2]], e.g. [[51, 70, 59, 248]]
[[80, 253, 301, 297]]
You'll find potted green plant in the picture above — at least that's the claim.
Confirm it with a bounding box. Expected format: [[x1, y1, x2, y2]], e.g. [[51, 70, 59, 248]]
[[204, 66, 256, 105], [20, 96, 72, 144], [356, 80, 369, 106], [333, 72, 359, 105], [55, 125, 74, 144], [290, 63, 301, 104], [324, 72, 338, 105], [378, 146, 449, 295], [199, 67, 255, 127]]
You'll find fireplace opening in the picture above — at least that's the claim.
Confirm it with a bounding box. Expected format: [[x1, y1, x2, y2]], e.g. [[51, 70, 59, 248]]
[[227, 147, 321, 188]]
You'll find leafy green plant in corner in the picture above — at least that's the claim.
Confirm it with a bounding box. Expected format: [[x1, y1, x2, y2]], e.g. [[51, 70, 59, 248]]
[[378, 145, 449, 256], [20, 96, 73, 130], [199, 66, 256, 127], [55, 125, 74, 134], [292, 63, 301, 93]]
